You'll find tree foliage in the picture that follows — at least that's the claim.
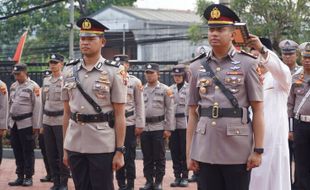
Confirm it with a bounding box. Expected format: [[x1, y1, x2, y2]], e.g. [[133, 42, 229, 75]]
[[0, 0, 136, 62]]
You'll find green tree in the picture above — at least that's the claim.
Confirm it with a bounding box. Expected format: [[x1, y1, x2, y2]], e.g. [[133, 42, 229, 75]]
[[0, 0, 137, 62]]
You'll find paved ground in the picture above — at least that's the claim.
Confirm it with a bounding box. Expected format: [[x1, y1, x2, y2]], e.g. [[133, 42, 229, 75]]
[[0, 159, 197, 190]]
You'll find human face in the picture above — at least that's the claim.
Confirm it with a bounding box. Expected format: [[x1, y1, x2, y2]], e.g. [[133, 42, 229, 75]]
[[49, 61, 63, 73], [173, 75, 184, 84], [144, 71, 159, 84], [123, 62, 130, 72], [301, 56, 310, 71], [13, 71, 27, 83], [80, 36, 105, 57], [208, 26, 234, 48], [281, 52, 297, 69]]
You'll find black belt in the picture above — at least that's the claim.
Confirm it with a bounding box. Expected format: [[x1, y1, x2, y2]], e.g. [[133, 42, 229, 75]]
[[12, 113, 33, 121], [125, 111, 134, 118], [146, 115, 165, 123], [199, 106, 243, 119], [43, 110, 64, 117], [70, 112, 114, 123], [175, 113, 186, 118]]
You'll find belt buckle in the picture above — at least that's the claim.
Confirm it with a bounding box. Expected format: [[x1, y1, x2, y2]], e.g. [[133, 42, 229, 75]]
[[76, 113, 81, 123], [212, 105, 219, 119]]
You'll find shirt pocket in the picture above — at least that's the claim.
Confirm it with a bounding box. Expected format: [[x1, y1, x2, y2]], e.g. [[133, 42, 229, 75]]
[[197, 77, 213, 95], [294, 87, 305, 95], [51, 87, 62, 101], [152, 95, 164, 108], [226, 123, 249, 136], [224, 76, 244, 94], [18, 91, 31, 105], [92, 81, 110, 105]]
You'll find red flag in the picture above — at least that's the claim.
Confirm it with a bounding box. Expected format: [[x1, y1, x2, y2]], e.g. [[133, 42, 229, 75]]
[[13, 31, 28, 63]]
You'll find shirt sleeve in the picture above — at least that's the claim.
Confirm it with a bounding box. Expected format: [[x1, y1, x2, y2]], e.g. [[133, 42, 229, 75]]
[[134, 79, 145, 128], [245, 61, 264, 102], [111, 67, 127, 103], [32, 84, 42, 129], [164, 87, 176, 131], [0, 83, 8, 129], [187, 62, 201, 106]]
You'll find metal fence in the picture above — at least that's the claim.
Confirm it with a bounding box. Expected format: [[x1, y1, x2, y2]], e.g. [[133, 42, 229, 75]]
[[0, 61, 178, 88]]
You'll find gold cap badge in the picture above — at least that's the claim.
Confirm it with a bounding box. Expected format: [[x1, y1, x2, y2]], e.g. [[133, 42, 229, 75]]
[[82, 19, 91, 30], [210, 7, 221, 19]]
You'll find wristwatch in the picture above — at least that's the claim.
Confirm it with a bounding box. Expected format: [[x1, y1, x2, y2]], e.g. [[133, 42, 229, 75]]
[[260, 46, 268, 55], [254, 148, 264, 154], [116, 146, 126, 154]]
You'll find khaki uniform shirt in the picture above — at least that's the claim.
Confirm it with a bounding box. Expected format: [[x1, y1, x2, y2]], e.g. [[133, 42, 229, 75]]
[[9, 78, 41, 129], [143, 81, 175, 131], [170, 82, 189, 129], [61, 56, 127, 154], [40, 75, 64, 126], [188, 47, 263, 164], [0, 80, 8, 129], [126, 74, 145, 128], [290, 65, 302, 75], [287, 72, 310, 117]]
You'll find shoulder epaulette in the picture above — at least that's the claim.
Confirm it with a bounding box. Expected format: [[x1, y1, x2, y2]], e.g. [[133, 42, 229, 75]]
[[240, 50, 258, 59], [66, 59, 80, 66], [104, 60, 121, 67], [190, 52, 206, 63]]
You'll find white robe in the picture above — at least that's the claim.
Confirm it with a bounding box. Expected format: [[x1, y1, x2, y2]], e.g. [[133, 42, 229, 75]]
[[250, 51, 292, 190]]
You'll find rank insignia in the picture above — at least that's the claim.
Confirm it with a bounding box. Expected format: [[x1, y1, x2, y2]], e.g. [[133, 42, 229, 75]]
[[231, 61, 241, 65], [230, 66, 240, 71]]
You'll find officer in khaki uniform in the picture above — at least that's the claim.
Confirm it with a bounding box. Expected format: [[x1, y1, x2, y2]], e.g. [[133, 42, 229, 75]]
[[8, 63, 41, 187], [40, 53, 69, 190], [168, 64, 189, 188], [279, 39, 300, 188], [186, 4, 264, 190], [62, 18, 127, 190], [279, 39, 302, 75], [287, 42, 310, 190], [114, 54, 145, 190], [0, 80, 8, 165], [140, 63, 175, 190]]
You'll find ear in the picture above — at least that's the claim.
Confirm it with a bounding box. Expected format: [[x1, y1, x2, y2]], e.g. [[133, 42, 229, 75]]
[[102, 38, 106, 47]]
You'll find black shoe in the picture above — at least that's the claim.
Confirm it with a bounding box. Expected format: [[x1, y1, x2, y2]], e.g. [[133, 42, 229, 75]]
[[8, 178, 24, 186], [153, 182, 163, 190], [22, 178, 33, 186], [40, 175, 53, 182], [49, 185, 60, 190], [170, 178, 181, 187], [118, 185, 127, 190], [139, 181, 153, 190], [188, 174, 198, 183], [179, 179, 189, 187], [58, 185, 68, 190]]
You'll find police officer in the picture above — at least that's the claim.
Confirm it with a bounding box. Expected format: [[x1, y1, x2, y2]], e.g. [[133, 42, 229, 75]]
[[61, 17, 127, 190], [279, 39, 300, 187], [0, 80, 8, 165], [186, 4, 264, 190], [139, 63, 175, 190], [40, 54, 70, 190], [8, 63, 41, 186], [279, 39, 301, 75], [39, 69, 53, 184], [169, 64, 189, 188], [114, 54, 145, 190], [287, 42, 310, 190]]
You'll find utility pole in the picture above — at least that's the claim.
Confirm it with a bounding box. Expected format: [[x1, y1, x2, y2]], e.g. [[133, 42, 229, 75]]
[[122, 24, 126, 55], [69, 0, 74, 59]]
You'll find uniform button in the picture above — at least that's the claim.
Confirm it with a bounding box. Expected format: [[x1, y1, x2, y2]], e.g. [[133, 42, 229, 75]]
[[216, 67, 221, 72], [214, 102, 219, 106], [85, 74, 88, 78], [215, 85, 219, 90], [81, 106, 85, 109], [236, 130, 240, 135], [211, 121, 216, 126], [81, 123, 85, 126]]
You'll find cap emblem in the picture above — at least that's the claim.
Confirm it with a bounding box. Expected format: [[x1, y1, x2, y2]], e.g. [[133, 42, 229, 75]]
[[82, 19, 91, 30], [211, 7, 221, 19]]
